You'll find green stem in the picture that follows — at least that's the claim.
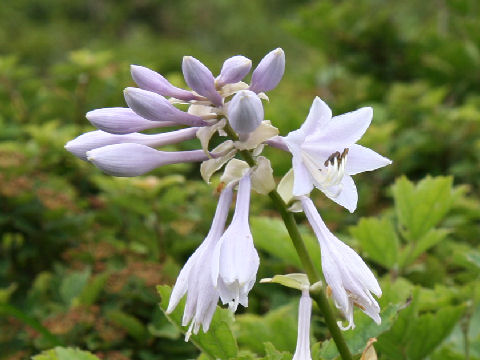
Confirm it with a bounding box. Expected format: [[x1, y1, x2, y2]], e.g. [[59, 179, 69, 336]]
[[223, 124, 353, 360]]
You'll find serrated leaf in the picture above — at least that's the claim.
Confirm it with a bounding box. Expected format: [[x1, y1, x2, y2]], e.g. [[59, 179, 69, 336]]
[[399, 228, 450, 268], [349, 216, 399, 268], [157, 285, 238, 360]]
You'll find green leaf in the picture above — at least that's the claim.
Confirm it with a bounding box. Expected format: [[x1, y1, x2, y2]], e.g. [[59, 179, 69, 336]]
[[106, 310, 149, 342], [377, 288, 466, 360], [235, 303, 297, 355], [32, 347, 100, 360], [78, 272, 110, 306], [59, 269, 91, 306], [349, 216, 399, 268], [317, 304, 401, 359], [262, 342, 291, 360], [392, 176, 453, 241], [399, 228, 450, 267], [251, 216, 321, 274], [157, 285, 238, 360]]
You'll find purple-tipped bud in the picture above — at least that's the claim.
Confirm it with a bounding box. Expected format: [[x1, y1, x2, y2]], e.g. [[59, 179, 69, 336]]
[[86, 107, 177, 134], [65, 128, 199, 161], [249, 48, 285, 93], [182, 56, 223, 107], [124, 88, 208, 127], [227, 90, 264, 134], [216, 56, 252, 87], [130, 65, 198, 101], [86, 143, 208, 177]]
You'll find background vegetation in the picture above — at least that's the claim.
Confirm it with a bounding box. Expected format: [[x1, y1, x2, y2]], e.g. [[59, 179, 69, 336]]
[[1, 0, 479, 359]]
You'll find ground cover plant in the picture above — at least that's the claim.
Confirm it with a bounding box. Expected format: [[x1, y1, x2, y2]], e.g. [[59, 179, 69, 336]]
[[1, 1, 479, 359]]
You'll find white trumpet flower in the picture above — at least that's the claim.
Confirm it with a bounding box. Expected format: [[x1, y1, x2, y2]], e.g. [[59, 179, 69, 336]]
[[301, 196, 381, 330], [292, 289, 313, 360], [167, 185, 234, 341], [283, 97, 391, 212], [212, 174, 259, 312]]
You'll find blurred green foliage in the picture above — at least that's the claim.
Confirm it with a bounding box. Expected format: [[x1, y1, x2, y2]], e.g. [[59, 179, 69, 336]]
[[1, 0, 479, 359]]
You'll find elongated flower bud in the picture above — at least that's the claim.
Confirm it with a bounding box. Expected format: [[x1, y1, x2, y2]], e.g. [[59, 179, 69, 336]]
[[216, 56, 252, 87], [182, 56, 223, 107], [124, 88, 208, 127], [86, 143, 208, 177], [227, 90, 263, 134], [130, 65, 198, 101], [293, 290, 313, 360], [249, 48, 285, 93], [87, 107, 177, 135], [65, 128, 199, 160]]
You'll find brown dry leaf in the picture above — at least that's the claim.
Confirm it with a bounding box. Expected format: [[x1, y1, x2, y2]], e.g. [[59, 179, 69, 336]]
[[360, 338, 378, 360]]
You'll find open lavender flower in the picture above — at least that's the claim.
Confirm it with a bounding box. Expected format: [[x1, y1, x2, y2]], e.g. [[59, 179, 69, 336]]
[[301, 196, 382, 330], [212, 174, 259, 312], [282, 97, 391, 212], [167, 185, 233, 341]]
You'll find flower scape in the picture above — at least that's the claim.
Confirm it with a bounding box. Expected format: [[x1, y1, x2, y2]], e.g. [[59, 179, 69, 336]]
[[66, 48, 391, 355]]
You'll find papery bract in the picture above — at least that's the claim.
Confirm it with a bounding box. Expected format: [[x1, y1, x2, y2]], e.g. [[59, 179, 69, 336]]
[[86, 143, 208, 177], [301, 196, 381, 330]]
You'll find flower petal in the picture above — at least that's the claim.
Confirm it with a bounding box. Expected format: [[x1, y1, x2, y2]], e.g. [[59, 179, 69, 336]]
[[304, 107, 373, 154], [323, 175, 358, 213], [346, 144, 392, 175]]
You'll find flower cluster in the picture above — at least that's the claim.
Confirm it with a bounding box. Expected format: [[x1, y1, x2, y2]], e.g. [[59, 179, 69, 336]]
[[66, 47, 391, 348]]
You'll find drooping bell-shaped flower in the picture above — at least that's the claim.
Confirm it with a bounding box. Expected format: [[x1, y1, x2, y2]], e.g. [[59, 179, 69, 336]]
[[293, 289, 313, 360], [86, 107, 177, 134], [212, 174, 259, 312], [182, 56, 223, 107], [283, 97, 391, 212], [227, 90, 264, 135], [124, 87, 208, 127], [167, 185, 234, 341], [86, 143, 208, 177], [249, 48, 285, 93], [300, 196, 381, 330], [65, 128, 199, 160], [130, 65, 198, 101], [216, 55, 252, 87]]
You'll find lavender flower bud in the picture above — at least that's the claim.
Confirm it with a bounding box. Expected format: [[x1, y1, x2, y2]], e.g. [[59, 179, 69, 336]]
[[130, 65, 198, 101], [86, 107, 176, 134], [65, 128, 199, 160], [86, 143, 208, 177], [182, 56, 223, 107], [227, 90, 263, 134], [249, 48, 285, 93], [216, 56, 252, 87], [124, 87, 208, 127]]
